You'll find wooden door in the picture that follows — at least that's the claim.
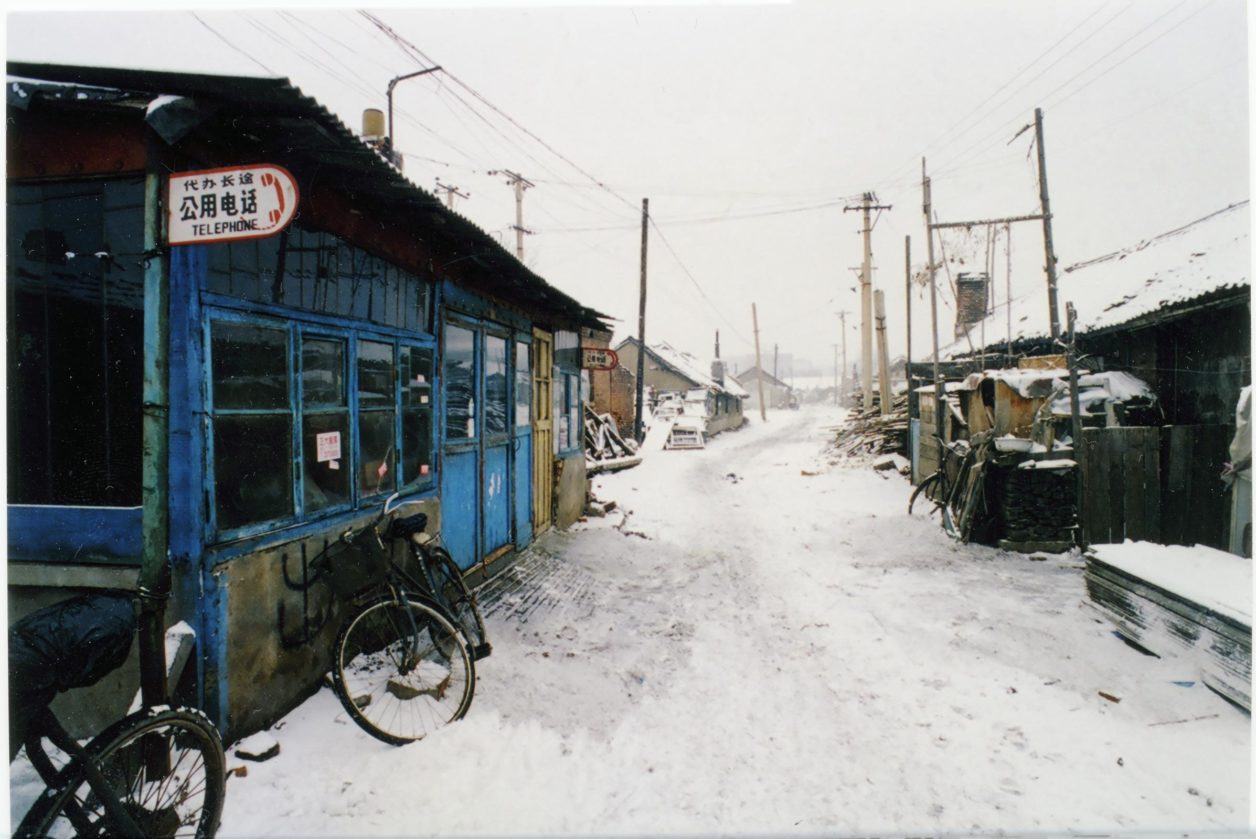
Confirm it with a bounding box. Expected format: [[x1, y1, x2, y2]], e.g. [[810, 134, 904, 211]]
[[532, 329, 554, 533]]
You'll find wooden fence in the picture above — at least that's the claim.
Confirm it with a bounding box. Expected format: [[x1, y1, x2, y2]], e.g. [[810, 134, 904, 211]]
[[1080, 425, 1234, 548]]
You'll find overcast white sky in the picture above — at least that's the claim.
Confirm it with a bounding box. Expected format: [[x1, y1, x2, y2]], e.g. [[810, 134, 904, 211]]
[[6, 1, 1250, 377]]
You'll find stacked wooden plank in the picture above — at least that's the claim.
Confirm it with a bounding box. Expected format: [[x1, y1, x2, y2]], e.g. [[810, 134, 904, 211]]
[[584, 406, 642, 475], [1085, 541, 1251, 711], [832, 392, 910, 458], [997, 461, 1078, 551]]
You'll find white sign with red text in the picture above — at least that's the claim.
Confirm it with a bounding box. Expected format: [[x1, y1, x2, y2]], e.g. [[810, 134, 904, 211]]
[[167, 164, 299, 245]]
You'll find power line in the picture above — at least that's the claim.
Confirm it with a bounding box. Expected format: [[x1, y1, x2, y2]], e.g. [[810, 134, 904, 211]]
[[190, 12, 277, 76], [647, 217, 751, 346]]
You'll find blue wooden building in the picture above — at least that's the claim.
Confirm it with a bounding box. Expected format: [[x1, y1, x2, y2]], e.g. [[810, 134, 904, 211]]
[[6, 63, 607, 739]]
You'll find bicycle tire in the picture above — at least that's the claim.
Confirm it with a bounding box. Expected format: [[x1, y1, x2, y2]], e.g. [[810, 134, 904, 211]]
[[421, 546, 490, 658], [17, 707, 225, 839], [908, 472, 941, 516], [332, 594, 474, 745]]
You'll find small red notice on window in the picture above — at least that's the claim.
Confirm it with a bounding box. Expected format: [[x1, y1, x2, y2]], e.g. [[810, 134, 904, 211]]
[[377, 461, 389, 478], [316, 431, 341, 463], [420, 464, 430, 475]]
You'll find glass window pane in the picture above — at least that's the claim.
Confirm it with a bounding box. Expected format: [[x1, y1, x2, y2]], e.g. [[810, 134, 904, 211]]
[[402, 408, 433, 487], [358, 340, 393, 407], [444, 325, 475, 439], [401, 346, 433, 408], [302, 412, 350, 513], [515, 341, 530, 427], [211, 321, 289, 409], [485, 335, 508, 435], [359, 410, 397, 496], [214, 414, 292, 531], [302, 337, 346, 407]]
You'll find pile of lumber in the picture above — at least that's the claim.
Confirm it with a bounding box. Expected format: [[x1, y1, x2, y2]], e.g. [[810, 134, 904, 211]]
[[998, 462, 1078, 551], [831, 392, 910, 459], [584, 406, 642, 475], [1085, 542, 1251, 712]]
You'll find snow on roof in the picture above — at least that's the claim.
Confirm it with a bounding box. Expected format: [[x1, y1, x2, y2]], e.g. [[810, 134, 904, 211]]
[[943, 201, 1250, 358], [637, 340, 748, 398]]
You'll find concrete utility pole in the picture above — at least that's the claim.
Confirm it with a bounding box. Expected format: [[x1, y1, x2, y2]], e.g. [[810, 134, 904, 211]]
[[837, 310, 849, 406], [844, 192, 892, 410], [633, 198, 649, 443], [434, 179, 469, 211], [488, 169, 535, 261], [874, 289, 891, 417], [752, 303, 767, 422], [833, 344, 840, 405], [923, 159, 945, 473], [1036, 107, 1061, 341]]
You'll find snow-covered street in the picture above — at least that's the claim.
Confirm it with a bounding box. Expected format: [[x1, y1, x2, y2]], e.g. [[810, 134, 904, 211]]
[[216, 406, 1250, 836]]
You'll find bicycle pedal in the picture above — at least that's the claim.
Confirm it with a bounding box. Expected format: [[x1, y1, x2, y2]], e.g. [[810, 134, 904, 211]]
[[472, 642, 492, 661]]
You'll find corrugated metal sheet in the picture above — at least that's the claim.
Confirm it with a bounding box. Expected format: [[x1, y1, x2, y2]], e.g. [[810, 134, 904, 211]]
[[7, 61, 610, 332]]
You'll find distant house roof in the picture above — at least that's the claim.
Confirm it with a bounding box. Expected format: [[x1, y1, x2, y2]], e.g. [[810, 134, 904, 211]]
[[943, 201, 1250, 359], [733, 365, 790, 390], [614, 337, 749, 398], [7, 62, 611, 332]]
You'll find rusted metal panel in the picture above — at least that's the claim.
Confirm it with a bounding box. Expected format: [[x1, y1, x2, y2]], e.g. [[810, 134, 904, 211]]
[[8, 109, 146, 179]]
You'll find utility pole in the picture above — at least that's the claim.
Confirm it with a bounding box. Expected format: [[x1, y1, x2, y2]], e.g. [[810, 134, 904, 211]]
[[923, 159, 945, 474], [773, 344, 779, 381], [434, 178, 469, 211], [488, 169, 535, 261], [633, 198, 649, 443], [1036, 108, 1061, 341], [845, 192, 892, 411], [874, 290, 891, 416], [833, 344, 840, 405], [1066, 302, 1086, 547], [837, 310, 849, 407], [752, 303, 767, 422], [904, 236, 912, 385]]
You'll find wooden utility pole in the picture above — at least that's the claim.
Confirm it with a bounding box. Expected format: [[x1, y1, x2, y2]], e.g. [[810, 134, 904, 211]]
[[752, 303, 767, 422], [773, 344, 779, 380], [845, 192, 892, 410], [1066, 302, 1086, 548], [1036, 108, 1061, 341], [923, 159, 945, 472], [434, 178, 469, 211], [874, 290, 891, 416], [904, 235, 912, 379], [488, 169, 535, 261], [633, 198, 649, 442]]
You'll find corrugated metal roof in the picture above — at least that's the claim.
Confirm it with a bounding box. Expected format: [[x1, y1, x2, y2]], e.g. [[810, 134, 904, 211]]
[[6, 61, 611, 331], [943, 200, 1250, 358]]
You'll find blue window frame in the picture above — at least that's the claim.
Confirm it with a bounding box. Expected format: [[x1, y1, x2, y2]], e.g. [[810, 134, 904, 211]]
[[205, 310, 436, 541]]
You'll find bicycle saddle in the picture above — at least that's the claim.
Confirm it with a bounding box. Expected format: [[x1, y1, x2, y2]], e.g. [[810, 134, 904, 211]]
[[386, 512, 428, 540]]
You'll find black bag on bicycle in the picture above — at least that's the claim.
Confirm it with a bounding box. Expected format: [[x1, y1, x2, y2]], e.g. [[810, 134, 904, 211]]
[[9, 591, 135, 760]]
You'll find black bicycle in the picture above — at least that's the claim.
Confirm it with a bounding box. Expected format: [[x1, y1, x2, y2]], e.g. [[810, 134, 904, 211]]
[[312, 493, 491, 746], [10, 577, 225, 838]]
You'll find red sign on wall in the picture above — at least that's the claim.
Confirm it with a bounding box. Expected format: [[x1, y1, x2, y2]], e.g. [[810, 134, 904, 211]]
[[582, 347, 619, 370], [167, 164, 299, 245]]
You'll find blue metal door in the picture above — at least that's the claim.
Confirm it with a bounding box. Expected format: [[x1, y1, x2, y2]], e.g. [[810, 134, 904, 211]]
[[440, 319, 516, 570], [512, 336, 533, 547], [481, 332, 511, 559]]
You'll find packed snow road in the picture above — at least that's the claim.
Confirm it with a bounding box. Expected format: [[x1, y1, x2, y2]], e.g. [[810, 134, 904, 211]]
[[217, 406, 1250, 836]]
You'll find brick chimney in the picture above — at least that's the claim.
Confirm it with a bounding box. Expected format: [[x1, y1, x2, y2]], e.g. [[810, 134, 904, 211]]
[[954, 272, 989, 336]]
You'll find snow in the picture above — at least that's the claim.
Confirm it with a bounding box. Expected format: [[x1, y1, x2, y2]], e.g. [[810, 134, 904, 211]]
[[10, 408, 1250, 835], [943, 201, 1250, 357], [1089, 541, 1252, 625], [1018, 458, 1077, 471], [145, 93, 185, 116]]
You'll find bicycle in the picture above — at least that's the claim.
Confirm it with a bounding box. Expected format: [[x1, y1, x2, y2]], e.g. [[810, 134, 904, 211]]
[[310, 493, 491, 746], [10, 572, 226, 838]]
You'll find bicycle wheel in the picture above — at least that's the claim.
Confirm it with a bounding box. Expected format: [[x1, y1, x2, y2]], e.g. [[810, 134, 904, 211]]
[[17, 707, 225, 839], [332, 594, 474, 745], [908, 472, 941, 516], [422, 546, 490, 659]]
